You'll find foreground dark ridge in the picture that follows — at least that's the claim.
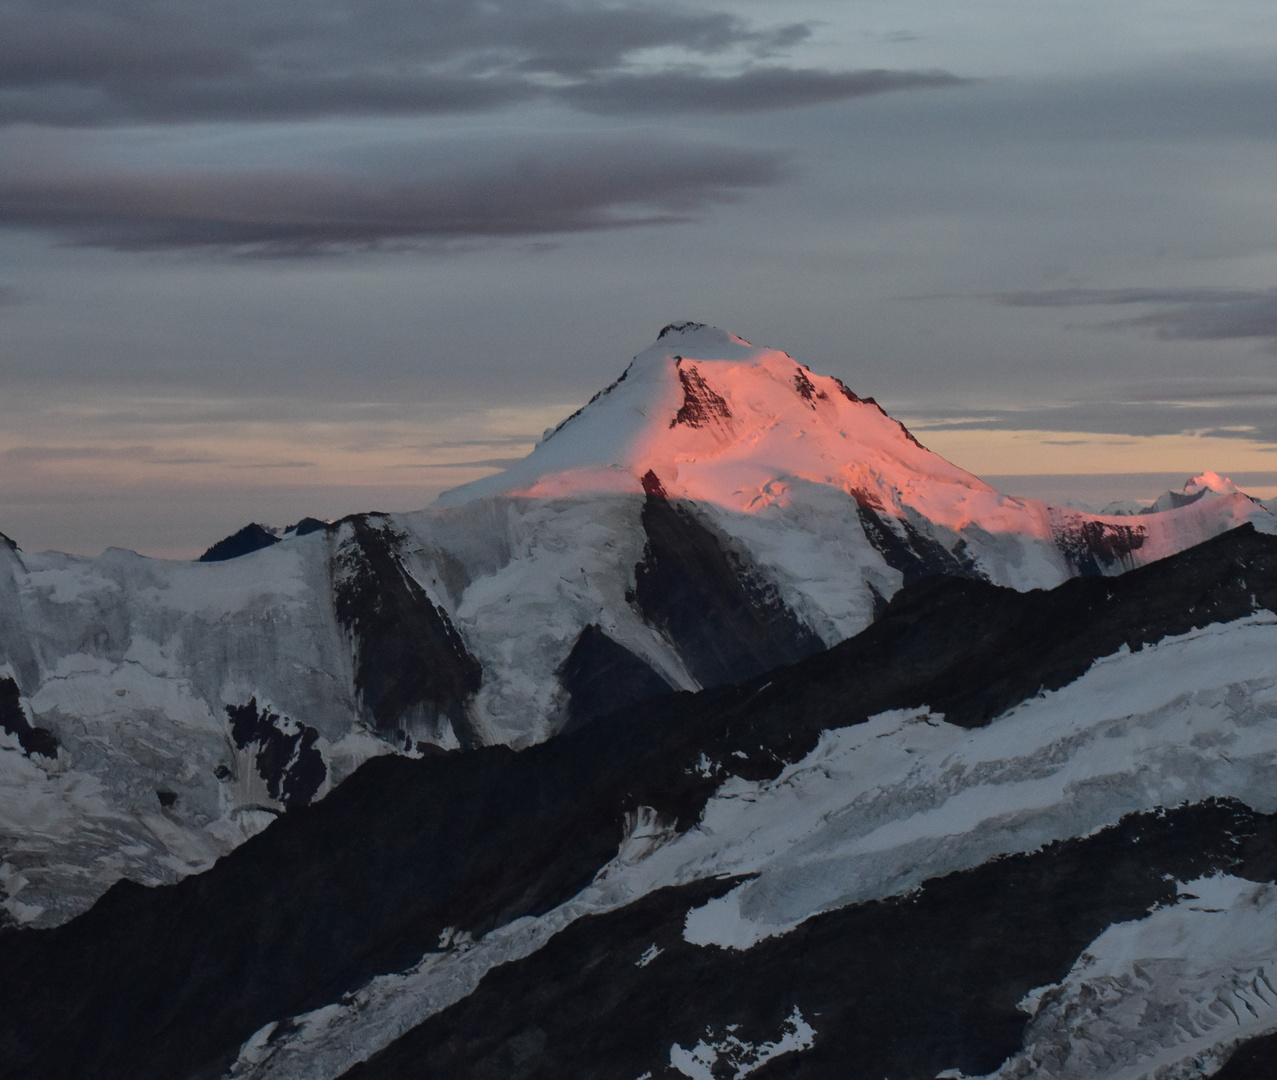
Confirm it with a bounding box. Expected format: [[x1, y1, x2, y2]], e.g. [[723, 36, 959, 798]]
[[343, 800, 1277, 1080], [0, 525, 1275, 1080]]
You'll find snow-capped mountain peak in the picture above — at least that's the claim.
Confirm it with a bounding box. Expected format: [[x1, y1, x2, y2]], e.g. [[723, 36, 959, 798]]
[[1184, 470, 1242, 497], [1098, 472, 1254, 516], [436, 322, 990, 518], [3, 321, 1274, 941], [1148, 470, 1246, 513], [436, 325, 1275, 575]]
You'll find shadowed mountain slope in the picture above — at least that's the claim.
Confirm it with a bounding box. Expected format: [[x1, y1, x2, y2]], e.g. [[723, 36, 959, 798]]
[[1, 526, 1276, 1080]]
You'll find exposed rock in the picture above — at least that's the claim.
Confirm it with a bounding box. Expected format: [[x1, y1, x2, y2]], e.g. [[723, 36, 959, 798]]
[[198, 524, 281, 563]]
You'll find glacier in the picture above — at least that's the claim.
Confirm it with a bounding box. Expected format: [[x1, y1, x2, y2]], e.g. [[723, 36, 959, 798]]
[[2, 323, 1272, 929]]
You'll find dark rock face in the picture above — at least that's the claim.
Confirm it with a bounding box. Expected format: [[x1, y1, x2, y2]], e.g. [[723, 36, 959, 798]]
[[860, 395, 929, 450], [226, 698, 326, 809], [792, 367, 828, 406], [658, 321, 705, 338], [830, 376, 861, 403], [332, 516, 483, 747], [774, 522, 1277, 734], [850, 488, 981, 589], [0, 676, 57, 759], [1215, 1030, 1277, 1078], [0, 736, 641, 1080], [670, 360, 733, 429], [557, 624, 674, 734], [1054, 517, 1148, 576], [0, 526, 1274, 1080], [197, 523, 280, 562], [632, 478, 826, 688], [344, 801, 1277, 1080], [285, 517, 328, 537]]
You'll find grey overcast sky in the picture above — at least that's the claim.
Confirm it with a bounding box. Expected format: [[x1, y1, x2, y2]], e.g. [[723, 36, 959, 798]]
[[3, 0, 1277, 556]]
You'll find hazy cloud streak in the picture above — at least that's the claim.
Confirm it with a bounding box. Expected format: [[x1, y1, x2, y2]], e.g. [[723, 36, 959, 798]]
[[908, 397, 1277, 444], [0, 138, 789, 254], [0, 0, 961, 124], [561, 67, 970, 114], [991, 287, 1277, 346]]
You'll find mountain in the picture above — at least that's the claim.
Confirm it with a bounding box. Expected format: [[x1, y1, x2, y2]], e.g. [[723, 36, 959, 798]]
[[1093, 472, 1264, 516], [1, 322, 1273, 933], [3, 524, 1277, 1080]]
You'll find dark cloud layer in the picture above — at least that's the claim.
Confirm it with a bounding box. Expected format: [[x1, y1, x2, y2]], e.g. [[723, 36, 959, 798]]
[[561, 67, 969, 114], [0, 0, 959, 124], [992, 287, 1277, 347], [910, 395, 1277, 446], [0, 0, 784, 83], [0, 138, 788, 254]]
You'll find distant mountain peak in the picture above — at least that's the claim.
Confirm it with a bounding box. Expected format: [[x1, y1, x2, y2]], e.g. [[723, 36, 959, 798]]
[[436, 324, 975, 510], [1146, 472, 1248, 514], [1184, 470, 1242, 497], [657, 320, 728, 340]]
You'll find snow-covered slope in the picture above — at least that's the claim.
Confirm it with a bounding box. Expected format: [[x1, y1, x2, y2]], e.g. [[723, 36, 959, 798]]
[[6, 525, 1277, 1080], [216, 613, 1277, 1080], [1093, 471, 1251, 516], [422, 323, 1272, 744], [438, 323, 1270, 587], [1, 323, 1274, 931]]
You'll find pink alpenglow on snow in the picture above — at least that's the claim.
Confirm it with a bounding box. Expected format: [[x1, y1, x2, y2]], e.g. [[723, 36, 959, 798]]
[[437, 322, 1274, 571], [438, 323, 993, 516]]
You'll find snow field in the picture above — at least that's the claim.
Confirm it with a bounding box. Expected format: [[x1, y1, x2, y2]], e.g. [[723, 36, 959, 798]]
[[225, 613, 1277, 1079]]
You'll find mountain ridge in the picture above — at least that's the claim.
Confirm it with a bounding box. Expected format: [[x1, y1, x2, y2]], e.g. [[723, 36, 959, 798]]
[[4, 525, 1277, 1079], [4, 323, 1277, 1078], [0, 323, 1274, 932]]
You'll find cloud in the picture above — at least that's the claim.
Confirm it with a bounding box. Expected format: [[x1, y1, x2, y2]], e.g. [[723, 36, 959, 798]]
[[991, 287, 1277, 347], [0, 444, 224, 464], [0, 0, 757, 84], [0, 0, 961, 125], [392, 457, 525, 469], [561, 67, 969, 114], [0, 74, 542, 126], [907, 396, 1277, 445], [425, 436, 538, 451], [0, 136, 789, 254], [991, 288, 1267, 308]]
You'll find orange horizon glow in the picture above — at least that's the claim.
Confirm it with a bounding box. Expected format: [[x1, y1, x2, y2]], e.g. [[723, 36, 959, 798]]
[[1, 386, 1275, 559]]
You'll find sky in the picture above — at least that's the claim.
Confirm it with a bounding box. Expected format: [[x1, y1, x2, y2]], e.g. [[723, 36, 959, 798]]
[[3, 0, 1277, 557]]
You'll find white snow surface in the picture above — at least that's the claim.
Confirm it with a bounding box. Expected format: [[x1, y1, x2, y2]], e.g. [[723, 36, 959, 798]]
[[2, 323, 1274, 926], [677, 614, 1277, 949], [438, 327, 1273, 586], [669, 1006, 816, 1080], [968, 875, 1277, 1080], [1150, 471, 1244, 513], [0, 532, 391, 927], [419, 322, 1275, 740], [1095, 472, 1248, 516], [225, 612, 1277, 1080]]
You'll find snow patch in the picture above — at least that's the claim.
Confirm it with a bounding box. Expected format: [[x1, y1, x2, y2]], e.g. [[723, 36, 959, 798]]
[[224, 616, 1277, 1079], [672, 614, 1277, 948], [669, 1006, 816, 1080], [5, 326, 1274, 931], [970, 875, 1277, 1080]]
